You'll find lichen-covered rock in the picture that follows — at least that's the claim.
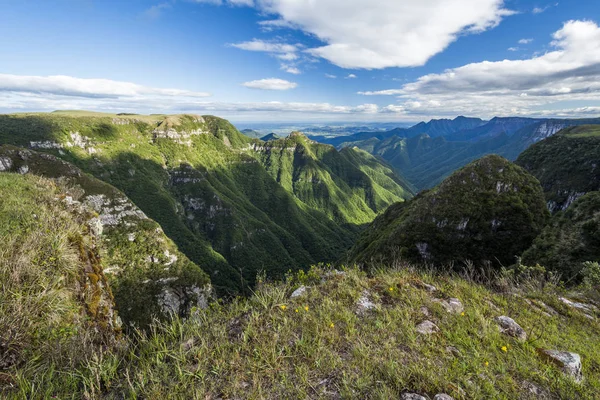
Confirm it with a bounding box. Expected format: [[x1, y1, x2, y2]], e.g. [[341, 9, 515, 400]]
[[290, 285, 308, 299], [356, 290, 377, 315], [416, 320, 439, 335], [538, 349, 583, 382], [433, 298, 464, 314], [348, 155, 548, 269], [495, 316, 527, 341], [401, 393, 427, 400], [433, 394, 455, 400]]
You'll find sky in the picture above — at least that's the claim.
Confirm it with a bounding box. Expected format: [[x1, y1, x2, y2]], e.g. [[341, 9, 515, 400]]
[[0, 0, 599, 123]]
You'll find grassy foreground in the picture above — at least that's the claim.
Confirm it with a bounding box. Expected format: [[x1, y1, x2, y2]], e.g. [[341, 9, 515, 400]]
[[5, 262, 600, 399]]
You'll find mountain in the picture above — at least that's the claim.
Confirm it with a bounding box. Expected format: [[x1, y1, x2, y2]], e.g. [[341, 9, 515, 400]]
[[0, 145, 211, 328], [516, 125, 600, 213], [347, 155, 548, 268], [240, 128, 263, 139], [308, 116, 485, 148], [0, 112, 414, 294], [327, 117, 600, 190], [260, 132, 281, 141], [522, 191, 600, 280]]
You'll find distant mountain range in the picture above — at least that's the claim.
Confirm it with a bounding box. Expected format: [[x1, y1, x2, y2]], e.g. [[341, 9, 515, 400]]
[[309, 116, 600, 189]]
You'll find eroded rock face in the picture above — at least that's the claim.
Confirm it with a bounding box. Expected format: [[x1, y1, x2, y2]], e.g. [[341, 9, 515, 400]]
[[538, 349, 583, 382], [496, 316, 527, 341]]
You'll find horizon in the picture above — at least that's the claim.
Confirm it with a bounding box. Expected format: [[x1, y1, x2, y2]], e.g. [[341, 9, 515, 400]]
[[1, 1, 599, 122]]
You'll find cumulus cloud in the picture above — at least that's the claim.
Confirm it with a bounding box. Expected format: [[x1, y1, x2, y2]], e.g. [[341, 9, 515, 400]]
[[518, 38, 533, 44], [242, 78, 297, 90], [248, 0, 515, 69], [282, 66, 301, 74], [0, 74, 211, 98], [345, 74, 357, 79], [325, 74, 337, 79], [508, 47, 519, 51], [358, 20, 600, 117]]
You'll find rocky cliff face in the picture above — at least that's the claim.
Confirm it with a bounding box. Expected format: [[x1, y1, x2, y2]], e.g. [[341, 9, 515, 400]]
[[0, 145, 211, 328], [516, 125, 600, 213], [348, 155, 548, 268]]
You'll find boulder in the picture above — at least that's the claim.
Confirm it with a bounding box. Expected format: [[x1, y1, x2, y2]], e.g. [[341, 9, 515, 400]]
[[290, 285, 308, 299], [433, 298, 464, 314], [416, 320, 440, 335], [495, 316, 527, 341], [538, 349, 583, 382]]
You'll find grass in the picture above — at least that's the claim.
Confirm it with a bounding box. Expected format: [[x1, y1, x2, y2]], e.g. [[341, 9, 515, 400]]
[[4, 263, 600, 399]]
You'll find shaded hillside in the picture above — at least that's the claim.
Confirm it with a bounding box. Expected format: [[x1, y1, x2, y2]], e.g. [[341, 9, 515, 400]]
[[523, 191, 600, 279], [0, 112, 413, 292], [347, 155, 548, 268], [0, 146, 211, 328], [516, 125, 600, 213]]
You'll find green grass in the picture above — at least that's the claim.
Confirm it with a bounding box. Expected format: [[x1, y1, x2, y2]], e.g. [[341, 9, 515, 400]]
[[0, 112, 414, 294], [4, 265, 600, 399]]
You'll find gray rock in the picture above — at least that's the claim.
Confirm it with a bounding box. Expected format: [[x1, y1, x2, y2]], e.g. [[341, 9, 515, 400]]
[[356, 290, 377, 315], [433, 298, 464, 314], [401, 393, 427, 400], [290, 285, 308, 299], [434, 394, 454, 400], [495, 316, 527, 341], [446, 346, 461, 357], [538, 349, 583, 382], [521, 381, 551, 399], [419, 306, 431, 317], [416, 320, 439, 335], [559, 297, 597, 314]]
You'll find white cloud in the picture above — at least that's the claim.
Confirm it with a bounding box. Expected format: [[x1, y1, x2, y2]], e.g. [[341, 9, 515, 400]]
[[192, 0, 254, 6], [518, 38, 533, 44], [142, 2, 173, 20], [0, 74, 211, 98], [242, 78, 297, 90], [358, 20, 600, 117], [282, 65, 301, 74], [508, 47, 519, 51], [325, 74, 337, 79], [250, 0, 515, 69], [533, 7, 545, 14], [345, 74, 357, 79], [230, 39, 304, 74]]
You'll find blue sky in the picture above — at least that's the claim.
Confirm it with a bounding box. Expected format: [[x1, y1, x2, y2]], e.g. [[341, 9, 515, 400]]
[[1, 0, 599, 122]]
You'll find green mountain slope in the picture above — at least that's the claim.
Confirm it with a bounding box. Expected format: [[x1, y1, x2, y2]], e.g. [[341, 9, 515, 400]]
[[0, 146, 211, 328], [522, 191, 600, 279], [347, 155, 548, 268], [516, 125, 600, 213], [0, 112, 413, 293], [316, 118, 600, 190]]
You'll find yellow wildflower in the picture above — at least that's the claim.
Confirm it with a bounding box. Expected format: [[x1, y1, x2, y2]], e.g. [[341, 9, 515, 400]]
[[389, 287, 394, 292], [304, 306, 309, 311], [295, 308, 299, 313], [485, 361, 489, 367], [330, 323, 335, 328], [501, 346, 508, 352], [280, 305, 287, 311], [460, 312, 465, 316]]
